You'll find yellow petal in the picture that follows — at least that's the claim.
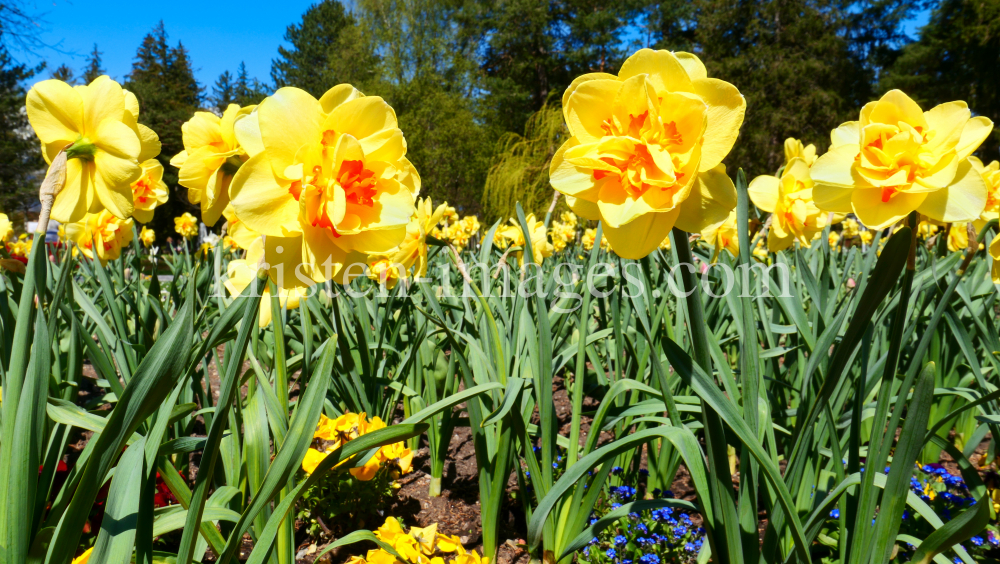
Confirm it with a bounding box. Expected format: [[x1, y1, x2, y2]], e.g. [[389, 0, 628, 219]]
[[917, 158, 988, 223], [673, 164, 737, 233], [748, 175, 780, 212], [182, 112, 222, 149], [692, 78, 745, 172], [566, 195, 600, 221], [923, 101, 970, 154], [50, 159, 94, 223], [319, 84, 364, 114], [851, 187, 926, 229], [328, 96, 398, 141], [259, 87, 322, 172], [565, 79, 619, 143], [673, 52, 707, 80], [602, 208, 680, 259], [830, 122, 860, 148], [867, 90, 927, 130], [229, 153, 301, 237], [812, 144, 861, 213], [561, 72, 618, 122], [954, 116, 993, 160], [235, 111, 264, 158], [549, 139, 598, 197], [26, 79, 83, 154], [80, 76, 126, 137], [618, 49, 692, 95]]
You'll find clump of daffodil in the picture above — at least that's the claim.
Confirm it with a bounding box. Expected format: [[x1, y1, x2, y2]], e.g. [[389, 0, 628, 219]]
[[842, 217, 860, 238], [26, 76, 161, 223], [860, 229, 875, 246], [581, 227, 607, 251], [549, 48, 745, 259], [384, 197, 448, 284], [301, 412, 412, 480], [140, 226, 155, 248], [228, 84, 419, 288], [560, 210, 578, 227], [701, 210, 739, 261], [784, 137, 818, 168], [435, 214, 480, 252], [66, 210, 135, 265], [498, 213, 554, 266], [749, 157, 828, 251], [171, 104, 254, 226], [347, 516, 486, 564], [223, 238, 308, 327], [174, 212, 198, 240], [989, 233, 999, 283], [131, 160, 168, 223], [812, 89, 994, 229], [971, 157, 999, 230], [0, 213, 12, 242], [549, 220, 576, 252]]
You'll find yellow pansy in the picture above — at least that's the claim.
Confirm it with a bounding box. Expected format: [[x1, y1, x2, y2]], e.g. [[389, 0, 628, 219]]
[[701, 210, 739, 261], [229, 85, 419, 287], [174, 212, 198, 240], [66, 210, 134, 265], [301, 448, 328, 474], [409, 523, 438, 555], [549, 48, 744, 259], [375, 517, 407, 545], [989, 233, 999, 283], [748, 157, 827, 251], [26, 76, 160, 223], [0, 213, 12, 242], [784, 137, 817, 168], [131, 159, 168, 224], [812, 89, 994, 229], [454, 548, 489, 564], [223, 239, 308, 327], [970, 157, 999, 229], [170, 104, 253, 226], [436, 534, 463, 553], [499, 213, 554, 266], [140, 226, 155, 248]]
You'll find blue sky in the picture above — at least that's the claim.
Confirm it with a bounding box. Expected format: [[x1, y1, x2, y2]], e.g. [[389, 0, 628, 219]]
[[18, 0, 320, 88]]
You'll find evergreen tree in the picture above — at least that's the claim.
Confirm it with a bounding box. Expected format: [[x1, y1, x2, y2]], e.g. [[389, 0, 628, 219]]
[[82, 43, 105, 83], [884, 0, 1000, 160], [50, 63, 75, 83], [211, 70, 235, 113], [125, 21, 203, 234], [270, 0, 374, 97], [234, 62, 268, 106], [0, 46, 44, 218]]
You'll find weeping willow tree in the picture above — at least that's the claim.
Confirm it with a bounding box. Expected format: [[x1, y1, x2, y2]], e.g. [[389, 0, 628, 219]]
[[482, 103, 568, 223]]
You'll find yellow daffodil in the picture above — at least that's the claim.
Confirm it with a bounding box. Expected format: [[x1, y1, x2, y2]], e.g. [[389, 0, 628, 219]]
[[224, 239, 308, 327], [367, 255, 404, 289], [549, 48, 744, 259], [549, 221, 575, 253], [842, 217, 860, 238], [26, 76, 160, 223], [701, 210, 739, 261], [222, 235, 239, 252], [71, 547, 93, 564], [140, 226, 155, 248], [228, 85, 419, 287], [8, 234, 31, 259], [947, 222, 974, 253], [498, 214, 554, 266], [860, 230, 874, 246], [748, 157, 828, 251], [174, 212, 198, 240], [131, 160, 168, 223], [971, 157, 999, 229], [57, 224, 67, 242], [441, 205, 458, 224], [0, 213, 12, 242], [582, 228, 597, 251], [560, 211, 578, 227], [812, 89, 994, 229], [378, 197, 448, 284], [989, 233, 999, 283], [659, 233, 671, 251], [301, 448, 328, 474], [784, 137, 817, 168], [917, 220, 940, 239], [221, 205, 258, 251], [828, 231, 841, 250], [66, 210, 134, 265], [753, 238, 768, 260], [171, 104, 254, 226]]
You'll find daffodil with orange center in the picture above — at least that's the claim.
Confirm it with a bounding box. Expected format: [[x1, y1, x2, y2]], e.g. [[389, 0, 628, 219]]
[[174, 212, 198, 240], [140, 226, 155, 248], [812, 90, 993, 229], [784, 138, 817, 168], [549, 49, 744, 259], [66, 210, 135, 265], [229, 85, 419, 287], [748, 157, 828, 251], [701, 210, 739, 261], [26, 76, 160, 223], [130, 159, 168, 223], [498, 213, 554, 266], [171, 104, 253, 226], [970, 157, 999, 230]]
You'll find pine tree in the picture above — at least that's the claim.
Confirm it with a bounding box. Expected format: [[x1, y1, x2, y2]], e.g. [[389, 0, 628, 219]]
[[270, 0, 374, 97], [211, 70, 235, 113], [884, 0, 1000, 160], [50, 63, 75, 83], [0, 46, 44, 218], [234, 62, 268, 106], [125, 21, 203, 234], [82, 44, 105, 83]]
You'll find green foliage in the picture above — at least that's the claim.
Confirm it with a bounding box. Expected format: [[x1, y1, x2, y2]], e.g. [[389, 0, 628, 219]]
[[0, 45, 43, 218], [883, 0, 1000, 160], [81, 44, 104, 84], [295, 468, 396, 540]]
